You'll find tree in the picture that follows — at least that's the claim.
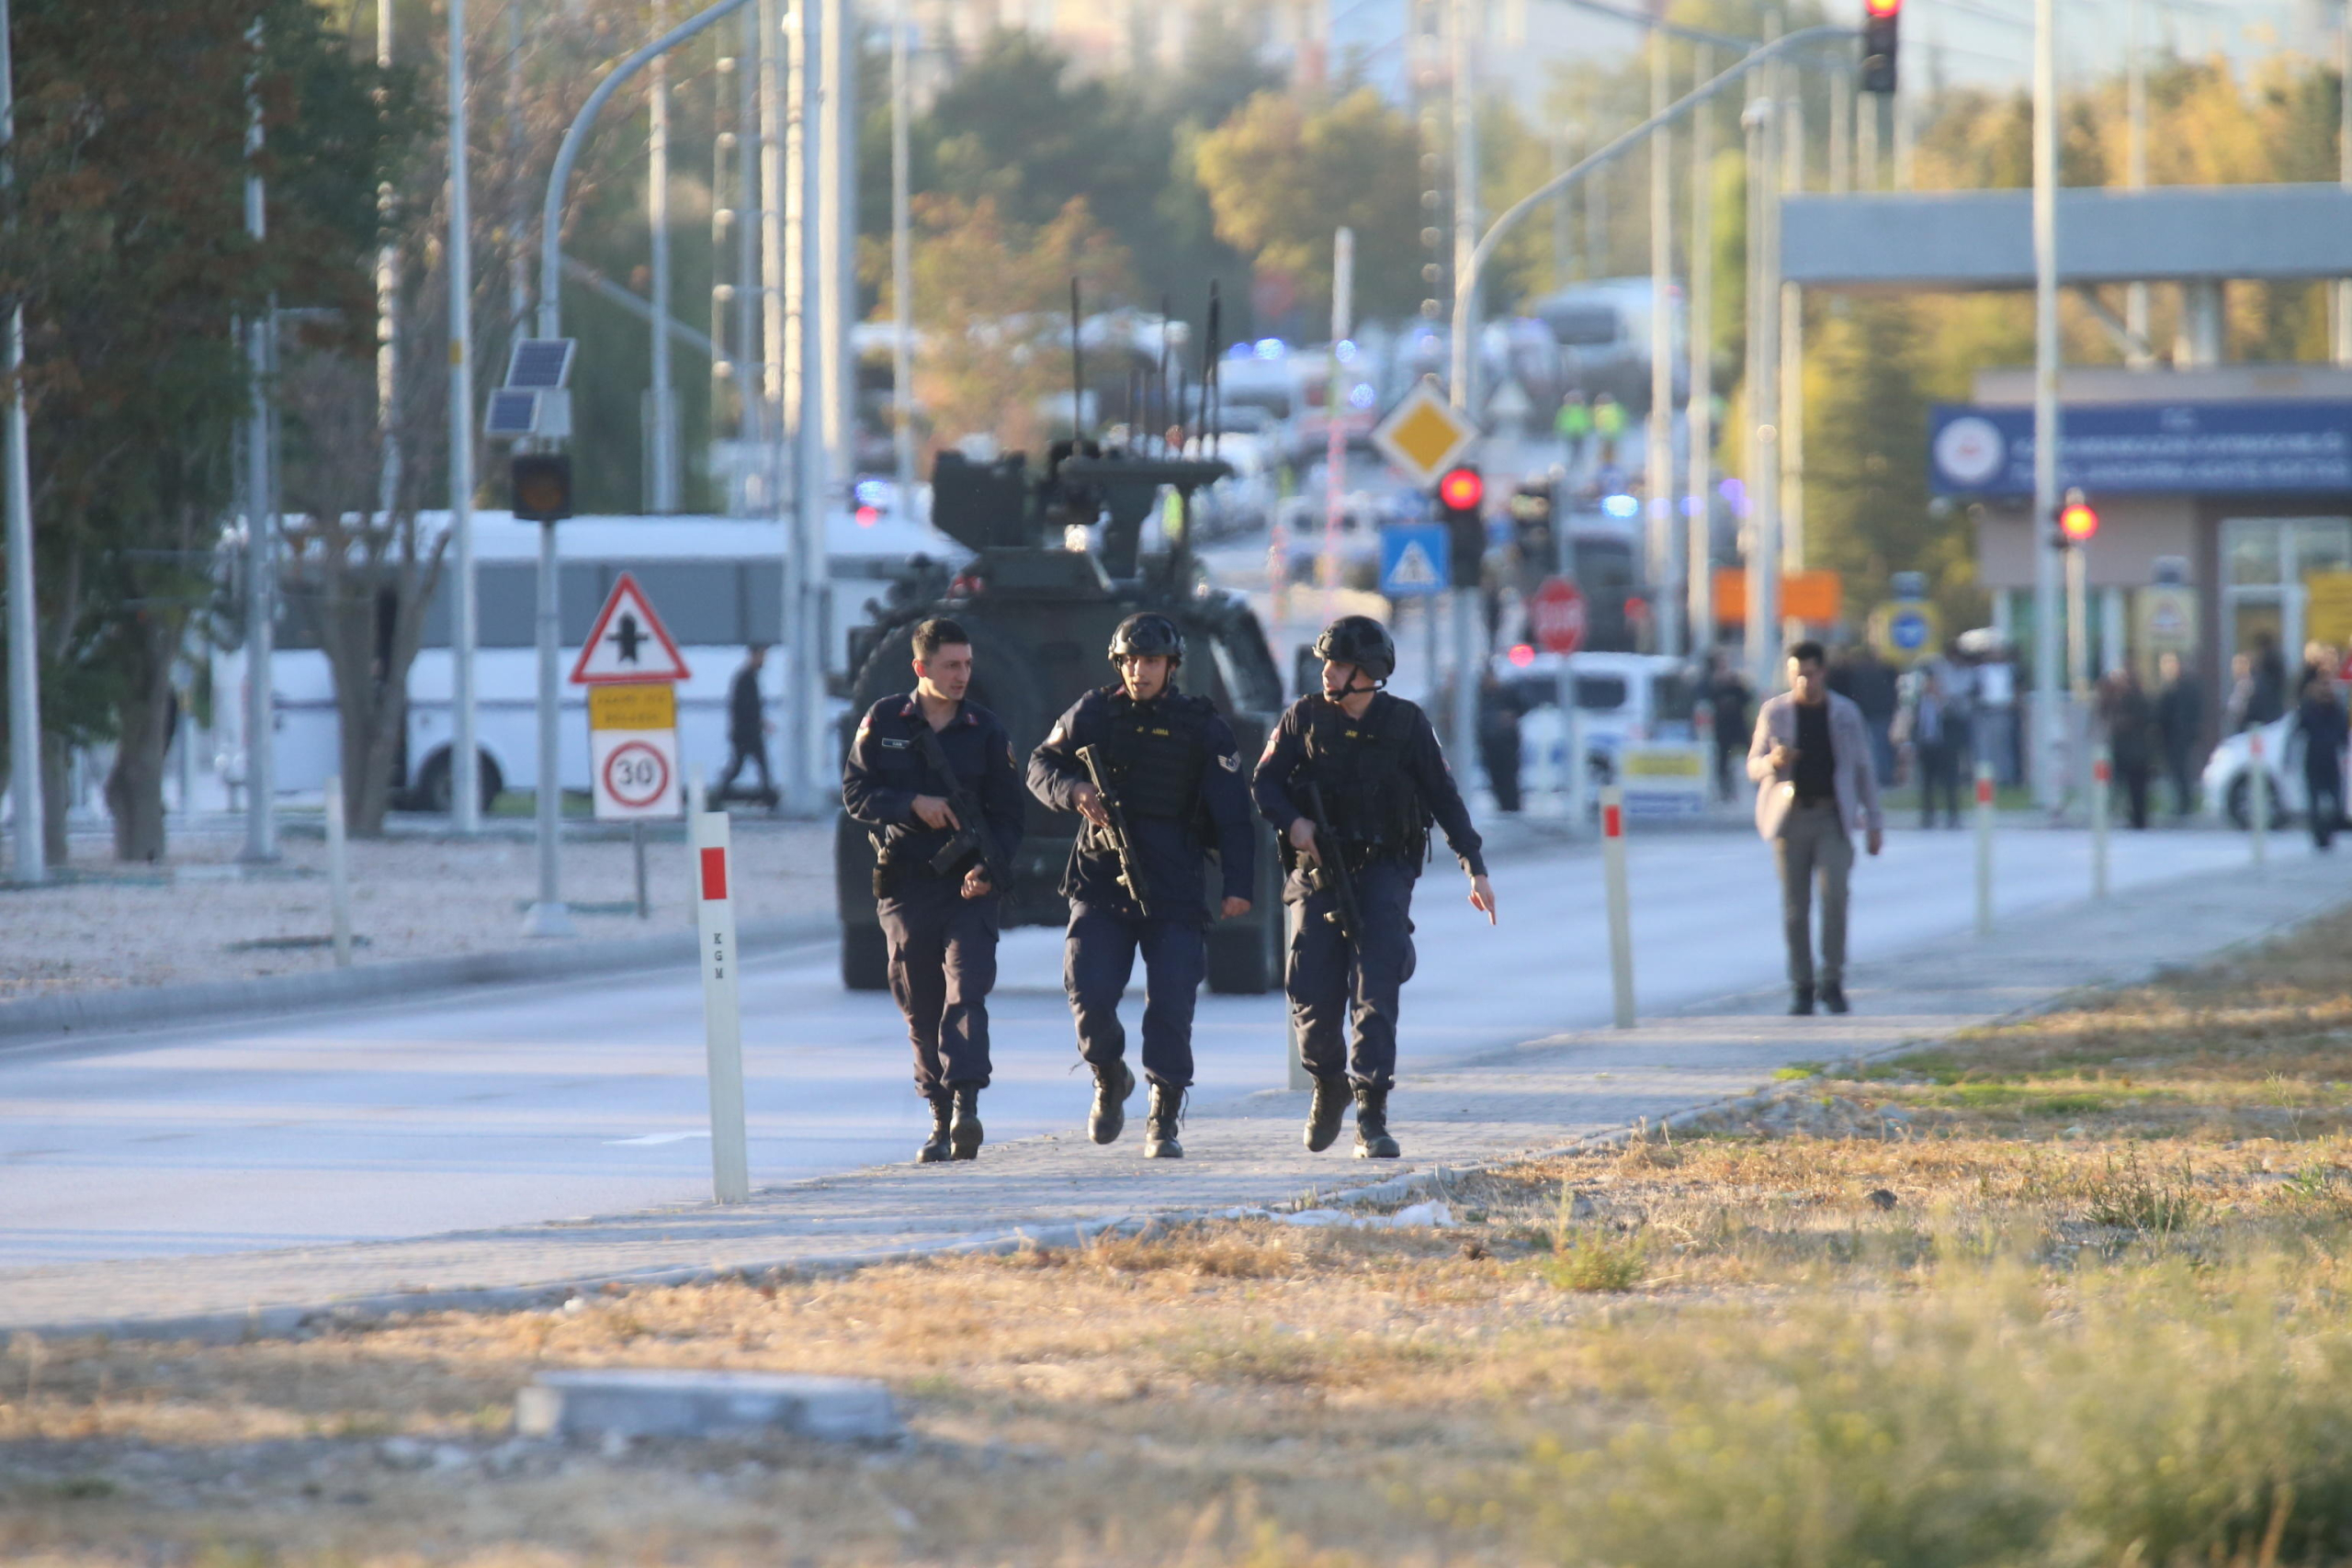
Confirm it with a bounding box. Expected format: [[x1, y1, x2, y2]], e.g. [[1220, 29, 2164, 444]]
[[1193, 87, 1424, 321], [0, 0, 416, 861], [895, 195, 1131, 457]]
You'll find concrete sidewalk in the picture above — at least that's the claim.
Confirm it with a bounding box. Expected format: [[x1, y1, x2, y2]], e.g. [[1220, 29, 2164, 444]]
[[3, 851, 2342, 1341]]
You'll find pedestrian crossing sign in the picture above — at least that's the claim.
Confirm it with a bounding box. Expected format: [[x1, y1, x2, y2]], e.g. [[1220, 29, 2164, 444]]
[[1380, 524, 1452, 598]]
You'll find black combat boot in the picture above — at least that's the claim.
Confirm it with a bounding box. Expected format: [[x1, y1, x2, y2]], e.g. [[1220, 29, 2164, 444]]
[[1790, 985, 1816, 1017], [1143, 1083, 1185, 1159], [1089, 1060, 1136, 1145], [916, 1094, 954, 1164], [1352, 1082, 1400, 1159], [949, 1086, 984, 1160], [1820, 981, 1849, 1015], [1304, 1073, 1351, 1153]]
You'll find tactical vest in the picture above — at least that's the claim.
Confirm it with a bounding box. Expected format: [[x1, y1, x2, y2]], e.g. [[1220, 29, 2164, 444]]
[[1102, 688, 1210, 821], [1301, 694, 1428, 863]]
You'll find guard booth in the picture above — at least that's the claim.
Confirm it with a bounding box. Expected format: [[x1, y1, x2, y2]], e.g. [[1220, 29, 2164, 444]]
[[1931, 364, 2352, 747]]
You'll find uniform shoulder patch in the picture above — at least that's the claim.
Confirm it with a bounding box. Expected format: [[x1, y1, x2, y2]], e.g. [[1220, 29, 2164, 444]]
[[1218, 752, 1240, 773]]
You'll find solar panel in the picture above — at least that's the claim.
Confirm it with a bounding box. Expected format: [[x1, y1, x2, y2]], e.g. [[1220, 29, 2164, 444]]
[[483, 389, 539, 438], [503, 338, 574, 390]]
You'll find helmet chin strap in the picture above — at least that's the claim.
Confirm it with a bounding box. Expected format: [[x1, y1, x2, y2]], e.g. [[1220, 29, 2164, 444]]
[[1327, 671, 1382, 699]]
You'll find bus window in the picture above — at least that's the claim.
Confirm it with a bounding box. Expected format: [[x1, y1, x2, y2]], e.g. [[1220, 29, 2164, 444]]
[[1574, 675, 1629, 711]]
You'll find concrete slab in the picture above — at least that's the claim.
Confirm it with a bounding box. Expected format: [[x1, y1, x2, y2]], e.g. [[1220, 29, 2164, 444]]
[[514, 1369, 900, 1442]]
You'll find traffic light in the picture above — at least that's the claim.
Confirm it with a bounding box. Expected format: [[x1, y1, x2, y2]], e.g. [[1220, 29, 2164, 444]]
[[2056, 487, 2099, 547], [1860, 0, 1899, 96], [1437, 464, 1486, 580], [510, 453, 573, 523]]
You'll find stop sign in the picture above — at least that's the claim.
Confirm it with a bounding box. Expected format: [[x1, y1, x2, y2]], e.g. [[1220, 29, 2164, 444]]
[[1530, 576, 1588, 655]]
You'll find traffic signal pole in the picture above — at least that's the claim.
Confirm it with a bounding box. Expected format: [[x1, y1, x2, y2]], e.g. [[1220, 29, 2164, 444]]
[[1449, 0, 1481, 784], [2, 0, 42, 885], [2031, 0, 2065, 812], [1645, 36, 1679, 657]]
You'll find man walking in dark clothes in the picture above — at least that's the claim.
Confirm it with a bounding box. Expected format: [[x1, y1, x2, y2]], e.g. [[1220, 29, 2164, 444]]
[[842, 619, 1026, 1163], [713, 644, 777, 807], [1028, 614, 1257, 1159], [1253, 615, 1498, 1160], [1750, 641, 1884, 1016]]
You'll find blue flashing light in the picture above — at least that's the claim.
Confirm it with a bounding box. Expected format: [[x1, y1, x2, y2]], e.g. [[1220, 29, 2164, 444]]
[[854, 478, 889, 507], [1252, 338, 1286, 360], [1225, 341, 1254, 359], [1348, 384, 1376, 410], [1335, 339, 1358, 363], [1601, 492, 1639, 519]]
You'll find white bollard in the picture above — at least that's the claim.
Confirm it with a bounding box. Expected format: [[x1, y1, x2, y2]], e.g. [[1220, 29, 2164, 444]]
[[324, 773, 353, 968], [1973, 760, 1995, 937], [1600, 784, 1635, 1029], [693, 805, 752, 1204], [2089, 743, 2110, 900], [2249, 731, 2269, 869]]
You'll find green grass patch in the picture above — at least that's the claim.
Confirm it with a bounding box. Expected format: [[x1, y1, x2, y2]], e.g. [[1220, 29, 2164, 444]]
[[1540, 1228, 1648, 1292], [1772, 1062, 1824, 1081]]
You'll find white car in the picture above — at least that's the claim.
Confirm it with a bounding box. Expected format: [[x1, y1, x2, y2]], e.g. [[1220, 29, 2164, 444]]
[[1490, 649, 1697, 787], [2201, 713, 2349, 826]]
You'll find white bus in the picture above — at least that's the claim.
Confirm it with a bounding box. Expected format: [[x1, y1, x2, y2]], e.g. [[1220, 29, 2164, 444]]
[[225, 503, 965, 812]]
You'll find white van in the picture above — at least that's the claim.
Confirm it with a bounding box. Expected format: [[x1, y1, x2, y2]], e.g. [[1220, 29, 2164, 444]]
[[226, 505, 965, 811]]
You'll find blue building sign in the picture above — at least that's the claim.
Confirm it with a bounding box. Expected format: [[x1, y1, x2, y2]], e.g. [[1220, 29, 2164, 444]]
[[1928, 400, 2352, 497]]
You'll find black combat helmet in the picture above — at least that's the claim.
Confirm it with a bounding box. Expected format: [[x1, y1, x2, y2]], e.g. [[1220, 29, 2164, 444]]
[[1109, 612, 1184, 665], [1312, 615, 1396, 683]]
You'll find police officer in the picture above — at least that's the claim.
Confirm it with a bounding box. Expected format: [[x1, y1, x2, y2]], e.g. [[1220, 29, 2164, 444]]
[[1028, 613, 1256, 1159], [1251, 615, 1498, 1158], [842, 618, 1026, 1164]]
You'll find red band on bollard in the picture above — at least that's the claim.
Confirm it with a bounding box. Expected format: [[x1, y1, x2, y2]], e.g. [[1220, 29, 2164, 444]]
[[1975, 779, 1993, 806], [2095, 761, 2111, 784], [1602, 803, 1623, 839], [699, 846, 729, 901]]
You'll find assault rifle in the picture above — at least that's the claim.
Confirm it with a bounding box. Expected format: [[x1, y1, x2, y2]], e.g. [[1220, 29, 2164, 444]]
[[913, 726, 1011, 894], [1298, 780, 1364, 947], [1074, 743, 1156, 919]]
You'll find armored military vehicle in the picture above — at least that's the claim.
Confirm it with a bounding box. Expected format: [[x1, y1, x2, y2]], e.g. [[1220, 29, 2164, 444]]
[[836, 443, 1289, 994]]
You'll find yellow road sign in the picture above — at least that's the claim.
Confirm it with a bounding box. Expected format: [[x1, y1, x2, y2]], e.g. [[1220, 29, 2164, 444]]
[[1371, 381, 1478, 487], [589, 682, 677, 731]]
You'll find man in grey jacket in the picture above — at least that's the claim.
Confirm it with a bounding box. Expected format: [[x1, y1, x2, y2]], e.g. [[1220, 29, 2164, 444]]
[[1748, 641, 1884, 1015]]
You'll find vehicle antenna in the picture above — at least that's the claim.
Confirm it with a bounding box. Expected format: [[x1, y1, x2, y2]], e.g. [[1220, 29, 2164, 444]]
[[1069, 276, 1085, 441], [1155, 293, 1172, 454]]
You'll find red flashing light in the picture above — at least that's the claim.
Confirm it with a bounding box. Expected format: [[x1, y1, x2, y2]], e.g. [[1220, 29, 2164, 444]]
[[2059, 497, 2099, 543], [854, 504, 881, 527], [1438, 467, 1484, 512], [1865, 0, 1899, 17], [1508, 643, 1535, 668]]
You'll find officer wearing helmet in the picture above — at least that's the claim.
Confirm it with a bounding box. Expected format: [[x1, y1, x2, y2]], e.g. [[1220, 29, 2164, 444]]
[[1027, 612, 1257, 1158], [1252, 615, 1498, 1159]]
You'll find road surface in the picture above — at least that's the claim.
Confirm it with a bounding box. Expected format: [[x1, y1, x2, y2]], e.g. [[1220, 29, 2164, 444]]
[[0, 825, 2295, 1269]]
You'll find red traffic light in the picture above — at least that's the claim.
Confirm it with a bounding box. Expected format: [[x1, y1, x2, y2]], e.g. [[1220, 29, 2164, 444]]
[[1864, 0, 1899, 17], [1437, 467, 1484, 512], [2058, 489, 2099, 543]]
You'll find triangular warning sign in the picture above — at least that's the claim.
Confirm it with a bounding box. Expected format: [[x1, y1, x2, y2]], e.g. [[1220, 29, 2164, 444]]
[[569, 571, 693, 685], [1389, 540, 1442, 589]]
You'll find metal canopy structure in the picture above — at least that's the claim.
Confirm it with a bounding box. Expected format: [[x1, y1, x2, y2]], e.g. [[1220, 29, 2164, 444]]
[[1782, 183, 2352, 289]]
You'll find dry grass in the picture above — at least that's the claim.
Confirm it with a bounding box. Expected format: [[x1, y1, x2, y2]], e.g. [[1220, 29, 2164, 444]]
[[17, 909, 2352, 1564]]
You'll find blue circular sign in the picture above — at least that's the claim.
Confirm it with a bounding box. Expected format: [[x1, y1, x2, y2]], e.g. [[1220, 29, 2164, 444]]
[[1890, 609, 1931, 651]]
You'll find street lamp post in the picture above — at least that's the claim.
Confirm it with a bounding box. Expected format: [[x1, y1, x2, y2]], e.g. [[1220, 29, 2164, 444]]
[[1646, 34, 1679, 657], [2030, 0, 2064, 810], [241, 20, 277, 864], [1, 0, 38, 884], [448, 0, 481, 836], [1685, 44, 1714, 661]]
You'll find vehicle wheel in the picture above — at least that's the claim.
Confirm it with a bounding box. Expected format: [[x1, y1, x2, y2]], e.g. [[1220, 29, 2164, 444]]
[[841, 920, 890, 990], [413, 748, 503, 815], [2225, 772, 2289, 829]]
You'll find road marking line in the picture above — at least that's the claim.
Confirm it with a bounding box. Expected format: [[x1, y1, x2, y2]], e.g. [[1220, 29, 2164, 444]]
[[605, 1131, 711, 1146]]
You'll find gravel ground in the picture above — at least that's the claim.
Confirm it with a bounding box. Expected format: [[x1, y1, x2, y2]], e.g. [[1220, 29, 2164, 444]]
[[0, 814, 832, 1002]]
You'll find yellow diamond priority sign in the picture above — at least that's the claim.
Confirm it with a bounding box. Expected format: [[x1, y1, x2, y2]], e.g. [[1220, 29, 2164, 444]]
[[1371, 381, 1479, 488]]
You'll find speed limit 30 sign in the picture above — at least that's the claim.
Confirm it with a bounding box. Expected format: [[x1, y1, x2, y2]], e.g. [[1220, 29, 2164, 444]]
[[588, 682, 683, 820]]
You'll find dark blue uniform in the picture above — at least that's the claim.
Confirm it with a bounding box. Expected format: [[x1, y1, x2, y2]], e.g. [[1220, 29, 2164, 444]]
[[1028, 683, 1256, 1089], [842, 692, 1025, 1099], [1251, 692, 1486, 1089]]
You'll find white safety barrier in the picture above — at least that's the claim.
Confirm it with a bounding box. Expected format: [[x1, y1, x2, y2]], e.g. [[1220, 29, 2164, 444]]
[[2089, 743, 2110, 900], [324, 773, 353, 968], [2250, 731, 2269, 869], [1600, 784, 1634, 1029], [1973, 761, 1995, 937], [693, 806, 752, 1204]]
